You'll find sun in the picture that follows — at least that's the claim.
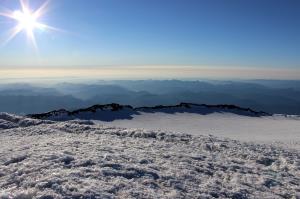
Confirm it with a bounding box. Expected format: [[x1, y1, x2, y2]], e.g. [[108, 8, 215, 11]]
[[0, 0, 58, 50], [13, 10, 40, 34]]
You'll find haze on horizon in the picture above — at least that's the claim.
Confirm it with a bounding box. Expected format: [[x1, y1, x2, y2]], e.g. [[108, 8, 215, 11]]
[[0, 0, 299, 80]]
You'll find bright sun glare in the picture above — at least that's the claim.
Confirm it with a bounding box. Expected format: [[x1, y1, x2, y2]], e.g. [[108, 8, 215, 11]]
[[13, 10, 40, 33], [0, 0, 58, 50]]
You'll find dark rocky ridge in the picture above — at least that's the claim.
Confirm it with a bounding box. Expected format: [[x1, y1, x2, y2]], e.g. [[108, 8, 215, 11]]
[[28, 103, 270, 121]]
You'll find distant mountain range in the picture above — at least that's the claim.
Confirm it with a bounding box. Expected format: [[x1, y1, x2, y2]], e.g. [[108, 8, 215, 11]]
[[28, 103, 270, 121], [0, 80, 300, 114]]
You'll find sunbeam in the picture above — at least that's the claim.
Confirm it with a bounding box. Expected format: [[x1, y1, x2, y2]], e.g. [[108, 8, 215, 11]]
[[0, 0, 57, 50]]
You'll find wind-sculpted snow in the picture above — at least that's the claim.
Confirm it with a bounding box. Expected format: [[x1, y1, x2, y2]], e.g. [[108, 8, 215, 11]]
[[0, 115, 299, 198], [0, 113, 54, 129]]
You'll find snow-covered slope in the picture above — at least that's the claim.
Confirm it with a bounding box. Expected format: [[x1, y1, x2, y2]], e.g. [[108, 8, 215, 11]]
[[97, 112, 300, 150], [28, 103, 300, 149], [0, 113, 299, 198]]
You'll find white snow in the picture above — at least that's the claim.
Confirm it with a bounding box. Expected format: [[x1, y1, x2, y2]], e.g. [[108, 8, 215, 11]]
[[0, 113, 299, 198], [95, 112, 300, 150]]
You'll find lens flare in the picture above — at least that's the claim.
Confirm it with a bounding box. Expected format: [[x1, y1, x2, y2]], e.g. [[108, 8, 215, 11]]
[[13, 10, 38, 32], [0, 0, 58, 50]]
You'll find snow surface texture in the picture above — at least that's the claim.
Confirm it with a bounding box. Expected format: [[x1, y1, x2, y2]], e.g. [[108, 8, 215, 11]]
[[96, 112, 300, 150], [0, 113, 299, 198]]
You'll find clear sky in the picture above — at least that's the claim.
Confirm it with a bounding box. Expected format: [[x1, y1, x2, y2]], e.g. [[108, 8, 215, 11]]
[[0, 0, 299, 79]]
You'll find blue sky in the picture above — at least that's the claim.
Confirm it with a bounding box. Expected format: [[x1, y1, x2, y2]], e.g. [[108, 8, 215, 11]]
[[0, 0, 299, 69]]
